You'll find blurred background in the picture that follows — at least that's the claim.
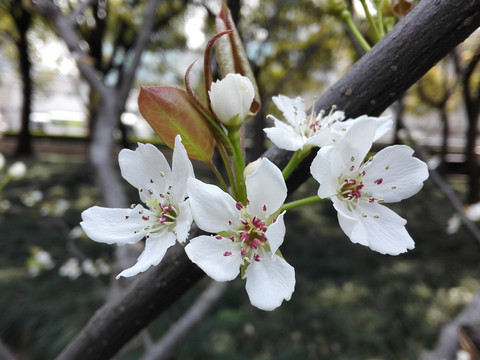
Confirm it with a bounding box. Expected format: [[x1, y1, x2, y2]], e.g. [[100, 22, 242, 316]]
[[1, 0, 480, 359]]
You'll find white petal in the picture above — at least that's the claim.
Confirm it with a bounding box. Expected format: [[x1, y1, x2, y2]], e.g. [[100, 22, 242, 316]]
[[264, 118, 305, 151], [271, 95, 306, 127], [244, 255, 295, 311], [174, 200, 192, 243], [265, 211, 286, 255], [187, 178, 240, 233], [333, 198, 414, 255], [185, 235, 242, 282], [339, 115, 393, 142], [80, 205, 149, 245], [334, 117, 377, 170], [116, 232, 177, 278], [310, 146, 346, 199], [363, 145, 428, 203], [171, 135, 194, 201], [332, 199, 369, 246], [305, 128, 341, 148], [246, 158, 287, 218], [119, 143, 170, 201]]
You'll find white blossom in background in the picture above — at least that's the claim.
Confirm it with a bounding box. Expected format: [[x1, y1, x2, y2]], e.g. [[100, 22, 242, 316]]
[[59, 258, 82, 280], [7, 161, 27, 180], [310, 117, 429, 255], [27, 247, 55, 277], [264, 94, 392, 151], [81, 135, 194, 278], [209, 73, 255, 126], [21, 190, 44, 207], [185, 158, 295, 311]]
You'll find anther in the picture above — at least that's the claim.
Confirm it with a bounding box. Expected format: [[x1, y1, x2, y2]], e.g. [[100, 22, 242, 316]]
[[385, 165, 390, 170], [391, 185, 397, 189], [142, 215, 149, 221], [362, 213, 367, 218], [236, 202, 244, 210], [160, 171, 165, 177], [150, 179, 154, 183], [374, 178, 383, 185], [373, 215, 379, 219], [125, 215, 130, 219], [351, 156, 355, 162], [223, 251, 232, 256], [215, 235, 222, 240]]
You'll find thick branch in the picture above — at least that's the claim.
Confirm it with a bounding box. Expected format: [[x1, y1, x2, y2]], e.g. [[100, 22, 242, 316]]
[[56, 1, 480, 359]]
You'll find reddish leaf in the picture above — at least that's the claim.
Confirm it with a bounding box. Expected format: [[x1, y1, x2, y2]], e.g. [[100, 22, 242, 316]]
[[138, 86, 214, 162]]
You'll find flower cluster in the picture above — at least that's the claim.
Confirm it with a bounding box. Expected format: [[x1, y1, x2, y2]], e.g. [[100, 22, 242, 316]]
[[80, 22, 428, 311]]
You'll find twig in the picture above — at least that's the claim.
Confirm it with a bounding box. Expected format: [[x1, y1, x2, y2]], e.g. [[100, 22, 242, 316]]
[[140, 281, 228, 360]]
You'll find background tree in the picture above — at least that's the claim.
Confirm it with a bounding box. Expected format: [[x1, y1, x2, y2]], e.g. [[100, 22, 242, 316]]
[[0, 0, 34, 156]]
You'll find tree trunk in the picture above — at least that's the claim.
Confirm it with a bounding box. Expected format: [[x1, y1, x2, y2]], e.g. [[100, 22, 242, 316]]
[[13, 5, 33, 156]]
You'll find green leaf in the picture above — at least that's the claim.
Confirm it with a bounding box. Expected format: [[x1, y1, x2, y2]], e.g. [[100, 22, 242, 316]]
[[138, 86, 214, 162]]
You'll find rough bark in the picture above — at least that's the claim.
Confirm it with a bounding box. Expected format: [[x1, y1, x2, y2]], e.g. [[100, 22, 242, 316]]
[[54, 1, 480, 359]]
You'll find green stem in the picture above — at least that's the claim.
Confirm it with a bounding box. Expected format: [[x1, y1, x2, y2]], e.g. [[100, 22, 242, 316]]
[[217, 143, 237, 198], [359, 0, 381, 42], [340, 10, 371, 52], [374, 0, 385, 38], [227, 127, 246, 203], [280, 195, 325, 212], [207, 160, 229, 193], [282, 148, 312, 180]]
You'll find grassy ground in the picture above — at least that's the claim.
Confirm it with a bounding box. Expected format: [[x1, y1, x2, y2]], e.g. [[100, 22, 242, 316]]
[[1, 152, 479, 359]]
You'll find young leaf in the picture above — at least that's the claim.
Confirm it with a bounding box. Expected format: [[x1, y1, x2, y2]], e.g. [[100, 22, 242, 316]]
[[138, 86, 214, 162]]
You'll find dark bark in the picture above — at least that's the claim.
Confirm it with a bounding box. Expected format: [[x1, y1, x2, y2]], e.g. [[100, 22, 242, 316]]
[[12, 3, 33, 156], [50, 1, 480, 359]]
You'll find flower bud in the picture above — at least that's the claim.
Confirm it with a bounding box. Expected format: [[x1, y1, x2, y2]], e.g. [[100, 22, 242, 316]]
[[8, 161, 26, 180], [244, 158, 262, 178], [209, 73, 255, 127]]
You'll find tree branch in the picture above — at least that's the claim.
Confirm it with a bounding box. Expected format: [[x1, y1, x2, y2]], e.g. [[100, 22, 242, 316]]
[[55, 1, 480, 359]]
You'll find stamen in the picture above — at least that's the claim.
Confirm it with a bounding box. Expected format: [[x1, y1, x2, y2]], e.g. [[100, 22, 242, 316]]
[[142, 215, 149, 221], [125, 215, 130, 219], [374, 178, 383, 185], [263, 205, 267, 211], [150, 179, 154, 183], [215, 235, 222, 240], [391, 185, 397, 189], [253, 254, 260, 262], [241, 249, 247, 256], [236, 202, 244, 210], [223, 251, 232, 257]]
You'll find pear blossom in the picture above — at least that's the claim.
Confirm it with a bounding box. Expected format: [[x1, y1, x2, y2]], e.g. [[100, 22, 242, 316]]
[[209, 73, 255, 126], [310, 117, 428, 255], [264, 94, 392, 151], [8, 161, 27, 180], [81, 135, 194, 278], [185, 158, 295, 311]]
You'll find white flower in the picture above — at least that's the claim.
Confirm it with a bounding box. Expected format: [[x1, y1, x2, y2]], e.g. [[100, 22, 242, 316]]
[[310, 117, 428, 255], [8, 161, 26, 180], [264, 94, 392, 151], [185, 158, 295, 311], [80, 135, 194, 278], [209, 73, 255, 126]]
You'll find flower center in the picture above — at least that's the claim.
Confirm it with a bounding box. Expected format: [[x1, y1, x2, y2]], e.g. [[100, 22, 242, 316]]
[[302, 107, 343, 138], [339, 178, 365, 201], [222, 203, 272, 263]]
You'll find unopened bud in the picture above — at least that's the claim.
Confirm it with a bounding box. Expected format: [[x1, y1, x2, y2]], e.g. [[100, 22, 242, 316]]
[[244, 158, 262, 178], [209, 73, 255, 127]]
